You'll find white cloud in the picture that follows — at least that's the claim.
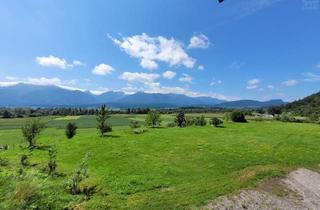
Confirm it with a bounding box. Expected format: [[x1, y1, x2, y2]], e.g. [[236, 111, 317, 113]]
[[198, 65, 204, 70], [267, 85, 275, 89], [162, 70, 176, 79], [282, 79, 297, 87], [36, 55, 84, 69], [72, 60, 85, 66], [210, 80, 222, 86], [188, 34, 210, 49], [27, 77, 61, 86], [179, 74, 193, 83], [140, 59, 158, 70], [120, 72, 160, 83], [108, 33, 196, 70], [36, 55, 67, 69], [246, 78, 260, 89], [92, 64, 115, 75], [303, 72, 320, 82], [0, 81, 20, 87]]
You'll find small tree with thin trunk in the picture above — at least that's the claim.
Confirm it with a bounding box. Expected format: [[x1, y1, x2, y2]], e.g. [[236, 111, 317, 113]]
[[145, 110, 161, 128], [21, 118, 45, 149], [96, 105, 112, 137], [48, 145, 57, 176]]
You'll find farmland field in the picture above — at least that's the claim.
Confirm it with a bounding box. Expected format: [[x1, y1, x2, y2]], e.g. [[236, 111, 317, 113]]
[[1, 114, 320, 209]]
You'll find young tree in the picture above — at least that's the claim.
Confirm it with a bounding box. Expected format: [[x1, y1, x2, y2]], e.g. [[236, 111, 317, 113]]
[[48, 146, 57, 176], [65, 122, 78, 139], [175, 111, 186, 127], [66, 154, 89, 195], [210, 117, 223, 127], [96, 105, 112, 137], [145, 110, 161, 128], [21, 118, 45, 149]]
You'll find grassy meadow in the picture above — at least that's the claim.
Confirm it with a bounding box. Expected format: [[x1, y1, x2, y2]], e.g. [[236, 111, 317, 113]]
[[1, 114, 320, 209]]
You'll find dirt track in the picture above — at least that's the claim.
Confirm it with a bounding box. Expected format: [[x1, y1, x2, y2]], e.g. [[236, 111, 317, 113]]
[[206, 168, 320, 210]]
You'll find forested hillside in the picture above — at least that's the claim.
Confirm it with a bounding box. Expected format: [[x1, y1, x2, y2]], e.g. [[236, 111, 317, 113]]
[[284, 92, 320, 116]]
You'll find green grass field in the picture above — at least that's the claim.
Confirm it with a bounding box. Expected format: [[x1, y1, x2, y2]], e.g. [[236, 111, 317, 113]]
[[1, 114, 320, 209]]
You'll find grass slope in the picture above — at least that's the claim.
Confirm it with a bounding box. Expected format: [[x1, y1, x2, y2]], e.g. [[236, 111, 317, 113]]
[[1, 116, 320, 209]]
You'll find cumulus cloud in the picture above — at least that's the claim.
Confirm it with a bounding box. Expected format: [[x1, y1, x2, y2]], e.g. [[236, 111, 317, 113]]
[[36, 55, 67, 69], [162, 70, 176, 79], [188, 34, 210, 49], [179, 74, 193, 83], [120, 72, 160, 83], [108, 33, 196, 70], [282, 79, 297, 87], [246, 78, 260, 89], [92, 64, 115, 75], [36, 55, 84, 69]]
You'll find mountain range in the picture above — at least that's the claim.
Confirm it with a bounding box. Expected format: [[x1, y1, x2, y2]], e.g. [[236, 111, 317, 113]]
[[0, 84, 285, 108]]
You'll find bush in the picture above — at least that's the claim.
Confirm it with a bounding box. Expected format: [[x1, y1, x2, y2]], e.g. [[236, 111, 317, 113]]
[[230, 111, 247, 123], [166, 122, 176, 127], [21, 118, 45, 149], [210, 117, 223, 127], [279, 112, 297, 122], [194, 115, 207, 126], [65, 123, 77, 139], [309, 113, 319, 122], [130, 121, 141, 129], [145, 111, 161, 127], [175, 112, 186, 127], [133, 127, 148, 134], [185, 116, 195, 126]]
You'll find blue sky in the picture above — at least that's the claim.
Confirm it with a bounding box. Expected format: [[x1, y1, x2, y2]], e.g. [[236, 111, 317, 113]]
[[0, 0, 319, 101]]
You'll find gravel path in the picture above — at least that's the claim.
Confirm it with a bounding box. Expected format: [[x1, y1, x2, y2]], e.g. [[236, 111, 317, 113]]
[[205, 168, 320, 210]]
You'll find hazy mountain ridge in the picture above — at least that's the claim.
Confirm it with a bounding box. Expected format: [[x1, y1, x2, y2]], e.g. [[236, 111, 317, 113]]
[[0, 84, 284, 108]]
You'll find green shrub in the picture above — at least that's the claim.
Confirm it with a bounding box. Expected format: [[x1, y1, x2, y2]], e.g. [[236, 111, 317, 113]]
[[130, 121, 141, 129], [65, 122, 77, 139], [166, 122, 176, 128], [133, 127, 148, 134], [230, 111, 247, 123], [194, 116, 207, 126], [185, 116, 195, 126], [145, 111, 161, 127], [210, 117, 223, 127]]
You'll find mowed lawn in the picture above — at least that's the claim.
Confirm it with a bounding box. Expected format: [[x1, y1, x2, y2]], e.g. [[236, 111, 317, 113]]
[[1, 115, 320, 209]]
